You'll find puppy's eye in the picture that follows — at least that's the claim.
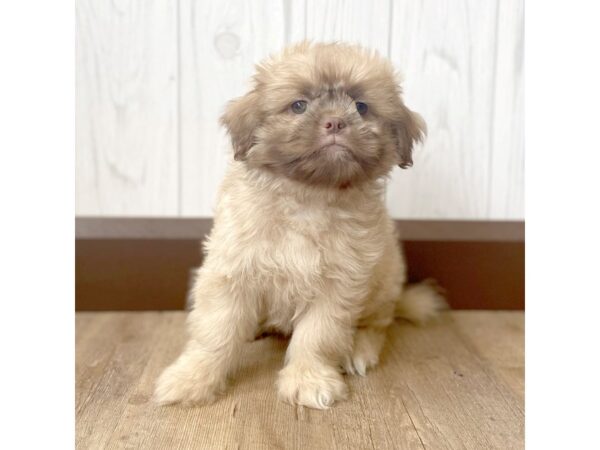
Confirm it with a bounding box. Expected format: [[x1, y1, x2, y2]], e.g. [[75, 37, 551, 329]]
[[355, 102, 368, 115], [291, 100, 308, 114]]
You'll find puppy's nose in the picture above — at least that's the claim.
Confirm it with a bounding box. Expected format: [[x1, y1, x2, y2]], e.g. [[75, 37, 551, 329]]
[[322, 117, 346, 134]]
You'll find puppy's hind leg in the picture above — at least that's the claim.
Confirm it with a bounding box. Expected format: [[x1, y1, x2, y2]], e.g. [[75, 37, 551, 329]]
[[343, 286, 395, 376], [343, 281, 446, 376], [343, 326, 388, 376], [154, 271, 258, 406]]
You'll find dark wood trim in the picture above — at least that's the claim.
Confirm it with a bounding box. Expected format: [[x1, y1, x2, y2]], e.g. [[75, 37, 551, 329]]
[[402, 240, 524, 310], [76, 239, 200, 311], [76, 217, 524, 242], [76, 219, 524, 311]]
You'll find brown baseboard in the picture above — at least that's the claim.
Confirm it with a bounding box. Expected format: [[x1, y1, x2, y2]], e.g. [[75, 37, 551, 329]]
[[402, 240, 524, 309], [75, 218, 524, 311]]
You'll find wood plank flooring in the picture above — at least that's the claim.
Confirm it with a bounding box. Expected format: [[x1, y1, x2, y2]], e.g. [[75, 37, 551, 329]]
[[76, 311, 524, 449]]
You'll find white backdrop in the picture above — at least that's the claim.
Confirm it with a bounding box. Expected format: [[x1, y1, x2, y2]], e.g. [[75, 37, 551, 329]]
[[76, 0, 523, 219]]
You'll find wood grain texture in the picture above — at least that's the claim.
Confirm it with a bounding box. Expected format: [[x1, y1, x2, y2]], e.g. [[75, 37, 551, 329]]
[[386, 0, 523, 219], [179, 0, 286, 216], [286, 0, 392, 56], [488, 0, 524, 218], [76, 311, 524, 449], [450, 311, 525, 405], [76, 0, 524, 220], [76, 0, 178, 215]]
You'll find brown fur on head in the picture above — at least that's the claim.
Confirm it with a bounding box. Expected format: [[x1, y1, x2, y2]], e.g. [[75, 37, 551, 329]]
[[220, 42, 426, 188]]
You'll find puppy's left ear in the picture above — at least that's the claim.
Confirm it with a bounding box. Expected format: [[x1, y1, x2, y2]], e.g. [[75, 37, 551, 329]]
[[394, 105, 427, 169], [220, 90, 262, 161]]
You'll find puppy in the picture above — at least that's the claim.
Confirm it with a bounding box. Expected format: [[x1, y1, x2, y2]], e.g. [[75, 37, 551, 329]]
[[154, 42, 444, 410]]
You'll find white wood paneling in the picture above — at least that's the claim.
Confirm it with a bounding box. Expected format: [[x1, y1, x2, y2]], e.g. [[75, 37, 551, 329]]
[[76, 0, 178, 215], [386, 0, 523, 219], [286, 0, 392, 56], [179, 0, 285, 216], [488, 0, 524, 218], [76, 0, 524, 220]]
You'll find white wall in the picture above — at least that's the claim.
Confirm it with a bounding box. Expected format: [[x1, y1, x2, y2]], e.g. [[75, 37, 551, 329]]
[[76, 0, 523, 220]]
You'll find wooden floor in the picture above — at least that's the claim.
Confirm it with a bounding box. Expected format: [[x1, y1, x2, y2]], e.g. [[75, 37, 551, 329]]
[[76, 311, 524, 449]]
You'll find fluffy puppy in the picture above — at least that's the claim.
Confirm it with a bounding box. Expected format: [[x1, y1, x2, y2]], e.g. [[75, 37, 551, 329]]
[[154, 42, 444, 410]]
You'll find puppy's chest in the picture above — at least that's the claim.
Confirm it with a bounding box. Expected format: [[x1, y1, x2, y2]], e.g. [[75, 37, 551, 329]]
[[285, 205, 336, 239], [262, 202, 383, 278]]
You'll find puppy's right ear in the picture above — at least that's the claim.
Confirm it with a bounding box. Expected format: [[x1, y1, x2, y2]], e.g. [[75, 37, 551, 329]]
[[220, 90, 261, 161]]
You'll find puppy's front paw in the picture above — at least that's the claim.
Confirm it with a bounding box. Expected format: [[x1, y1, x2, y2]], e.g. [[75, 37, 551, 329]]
[[153, 360, 223, 406], [277, 363, 348, 409]]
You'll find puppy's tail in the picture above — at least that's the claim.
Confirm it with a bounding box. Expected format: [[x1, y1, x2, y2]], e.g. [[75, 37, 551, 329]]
[[395, 279, 447, 325]]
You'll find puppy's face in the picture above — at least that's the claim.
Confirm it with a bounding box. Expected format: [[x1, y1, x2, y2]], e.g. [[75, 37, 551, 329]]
[[221, 42, 425, 188]]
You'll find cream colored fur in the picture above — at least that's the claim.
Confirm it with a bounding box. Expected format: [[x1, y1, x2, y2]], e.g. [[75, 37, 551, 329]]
[[154, 163, 444, 409], [154, 42, 445, 410]]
